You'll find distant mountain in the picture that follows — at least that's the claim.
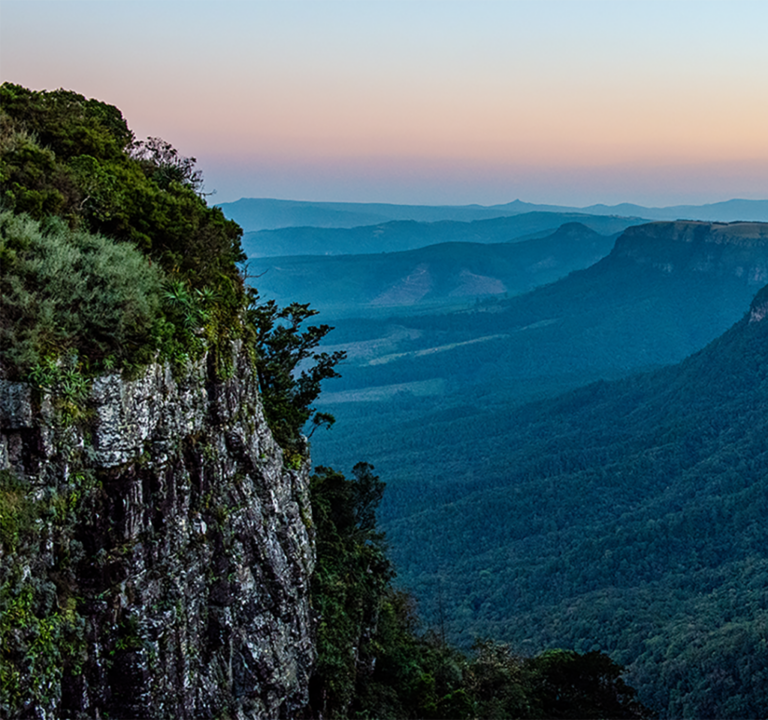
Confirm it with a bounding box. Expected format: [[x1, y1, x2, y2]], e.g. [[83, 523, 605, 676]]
[[217, 197, 527, 232], [315, 220, 768, 412], [495, 198, 768, 223], [218, 197, 768, 233], [241, 212, 643, 258], [580, 197, 768, 222], [249, 222, 617, 318]]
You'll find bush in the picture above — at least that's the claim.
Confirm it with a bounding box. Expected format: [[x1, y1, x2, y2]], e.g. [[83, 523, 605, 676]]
[[0, 83, 246, 345], [0, 211, 164, 377]]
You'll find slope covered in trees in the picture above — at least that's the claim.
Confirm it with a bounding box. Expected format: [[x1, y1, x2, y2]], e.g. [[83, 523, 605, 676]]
[[308, 463, 651, 719], [372, 283, 768, 718], [298, 220, 768, 717]]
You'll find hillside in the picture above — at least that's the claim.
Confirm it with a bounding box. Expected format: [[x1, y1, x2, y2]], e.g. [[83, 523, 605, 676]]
[[303, 221, 768, 717], [241, 212, 644, 257], [379, 282, 768, 719], [250, 222, 617, 318]]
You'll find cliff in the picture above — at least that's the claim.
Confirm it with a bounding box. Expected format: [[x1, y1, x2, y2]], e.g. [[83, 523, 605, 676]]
[[0, 344, 314, 719], [611, 220, 768, 283]]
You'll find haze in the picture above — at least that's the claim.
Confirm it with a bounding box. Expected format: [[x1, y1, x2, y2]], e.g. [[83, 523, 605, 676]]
[[2, 0, 767, 206]]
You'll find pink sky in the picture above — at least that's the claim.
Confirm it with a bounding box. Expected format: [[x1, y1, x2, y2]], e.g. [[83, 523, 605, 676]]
[[2, 0, 768, 206]]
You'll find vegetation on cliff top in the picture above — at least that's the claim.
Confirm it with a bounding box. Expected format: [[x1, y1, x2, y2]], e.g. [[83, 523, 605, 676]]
[[0, 82, 340, 451], [0, 83, 244, 374]]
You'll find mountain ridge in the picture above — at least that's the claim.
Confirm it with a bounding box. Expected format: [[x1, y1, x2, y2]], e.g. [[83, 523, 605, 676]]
[[312, 219, 768, 413], [241, 211, 644, 258], [219, 197, 768, 233], [249, 221, 617, 318]]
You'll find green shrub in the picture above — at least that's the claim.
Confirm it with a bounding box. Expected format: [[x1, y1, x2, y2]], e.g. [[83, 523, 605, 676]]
[[0, 210, 164, 376], [0, 471, 36, 553], [0, 83, 247, 363]]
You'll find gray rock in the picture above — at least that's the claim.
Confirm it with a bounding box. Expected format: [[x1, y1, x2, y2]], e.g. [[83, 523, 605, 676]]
[[0, 347, 315, 719], [0, 380, 33, 430]]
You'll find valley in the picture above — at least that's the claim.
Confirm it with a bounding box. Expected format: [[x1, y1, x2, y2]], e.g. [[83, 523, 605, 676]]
[[234, 204, 768, 718]]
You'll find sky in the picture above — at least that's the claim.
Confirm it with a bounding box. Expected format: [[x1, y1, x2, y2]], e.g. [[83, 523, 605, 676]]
[[2, 0, 768, 207]]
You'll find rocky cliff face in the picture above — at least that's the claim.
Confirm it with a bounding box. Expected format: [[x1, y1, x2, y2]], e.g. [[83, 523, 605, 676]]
[[0, 345, 314, 719], [612, 221, 768, 283]]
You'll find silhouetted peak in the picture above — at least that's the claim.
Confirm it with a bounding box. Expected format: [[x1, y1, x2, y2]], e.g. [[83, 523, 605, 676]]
[[551, 221, 600, 238]]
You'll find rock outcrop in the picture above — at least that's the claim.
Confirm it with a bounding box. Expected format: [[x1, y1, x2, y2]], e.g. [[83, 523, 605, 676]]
[[612, 221, 768, 284], [0, 345, 314, 719]]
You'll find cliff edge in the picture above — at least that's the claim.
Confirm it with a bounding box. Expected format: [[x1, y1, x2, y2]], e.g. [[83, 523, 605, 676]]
[[611, 220, 768, 283], [0, 344, 314, 719]]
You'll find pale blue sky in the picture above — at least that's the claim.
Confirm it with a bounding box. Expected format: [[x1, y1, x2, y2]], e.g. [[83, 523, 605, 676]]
[[2, 0, 767, 206]]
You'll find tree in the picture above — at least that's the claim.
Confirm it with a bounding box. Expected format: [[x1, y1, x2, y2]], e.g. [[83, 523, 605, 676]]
[[248, 294, 346, 451], [129, 136, 204, 194], [309, 464, 392, 718], [528, 649, 651, 719]]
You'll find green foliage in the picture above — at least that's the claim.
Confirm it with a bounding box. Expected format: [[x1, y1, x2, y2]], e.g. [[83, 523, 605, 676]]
[[526, 649, 649, 719], [0, 470, 89, 717], [0, 571, 82, 715], [309, 464, 651, 719], [129, 136, 204, 193], [28, 353, 92, 425], [248, 295, 346, 452], [0, 83, 131, 162], [0, 471, 36, 553], [309, 463, 391, 717], [0, 210, 164, 377], [0, 83, 247, 378]]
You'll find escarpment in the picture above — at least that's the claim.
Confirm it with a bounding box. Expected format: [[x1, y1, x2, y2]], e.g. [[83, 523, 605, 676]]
[[0, 345, 314, 719], [611, 220, 768, 282]]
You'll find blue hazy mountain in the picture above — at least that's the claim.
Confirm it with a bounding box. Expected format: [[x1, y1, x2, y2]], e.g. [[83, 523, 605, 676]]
[[219, 196, 768, 233], [249, 222, 617, 318], [241, 212, 643, 258], [312, 220, 768, 417]]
